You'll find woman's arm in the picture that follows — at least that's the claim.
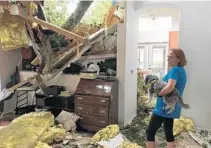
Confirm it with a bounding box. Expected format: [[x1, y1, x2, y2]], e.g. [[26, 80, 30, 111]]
[[158, 79, 176, 96]]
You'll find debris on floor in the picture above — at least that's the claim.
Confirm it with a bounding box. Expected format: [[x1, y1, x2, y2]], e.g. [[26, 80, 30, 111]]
[[189, 129, 211, 148], [91, 124, 142, 148], [96, 133, 125, 148], [0, 112, 54, 148], [91, 124, 120, 144], [0, 96, 207, 148], [55, 110, 81, 132], [173, 116, 196, 136], [35, 142, 51, 148], [40, 124, 66, 144], [119, 141, 142, 148], [175, 132, 202, 148], [120, 96, 152, 148], [51, 132, 93, 148], [120, 95, 202, 148]]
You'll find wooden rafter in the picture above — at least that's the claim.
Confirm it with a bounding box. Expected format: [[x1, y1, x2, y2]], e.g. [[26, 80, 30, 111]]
[[8, 74, 38, 91], [33, 25, 117, 87], [51, 43, 83, 69], [1, 3, 86, 42], [1, 2, 118, 91]]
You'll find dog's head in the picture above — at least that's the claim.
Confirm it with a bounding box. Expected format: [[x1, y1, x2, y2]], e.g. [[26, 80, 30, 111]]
[[144, 74, 159, 86]]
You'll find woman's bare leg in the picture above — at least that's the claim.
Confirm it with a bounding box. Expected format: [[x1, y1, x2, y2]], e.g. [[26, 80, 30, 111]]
[[167, 142, 175, 148], [146, 142, 156, 148]]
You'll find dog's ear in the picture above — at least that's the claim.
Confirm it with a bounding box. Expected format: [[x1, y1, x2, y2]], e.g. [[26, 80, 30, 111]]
[[144, 75, 149, 85]]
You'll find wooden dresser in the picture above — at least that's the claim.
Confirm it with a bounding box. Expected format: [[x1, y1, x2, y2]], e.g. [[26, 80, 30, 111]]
[[74, 78, 118, 132]]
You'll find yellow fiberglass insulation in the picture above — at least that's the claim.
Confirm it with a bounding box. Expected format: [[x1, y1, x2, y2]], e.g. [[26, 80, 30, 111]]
[[0, 112, 54, 148], [40, 125, 66, 144], [173, 116, 196, 136], [118, 141, 143, 148], [91, 124, 120, 144], [0, 11, 29, 51], [35, 142, 51, 148]]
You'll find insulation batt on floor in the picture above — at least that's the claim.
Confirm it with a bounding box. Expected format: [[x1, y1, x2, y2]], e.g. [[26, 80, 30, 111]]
[[0, 112, 54, 148]]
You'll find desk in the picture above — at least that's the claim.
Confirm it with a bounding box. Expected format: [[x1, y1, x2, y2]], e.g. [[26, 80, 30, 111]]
[[36, 93, 74, 112]]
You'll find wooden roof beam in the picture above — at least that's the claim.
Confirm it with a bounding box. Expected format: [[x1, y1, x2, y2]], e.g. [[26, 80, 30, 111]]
[[1, 3, 86, 42]]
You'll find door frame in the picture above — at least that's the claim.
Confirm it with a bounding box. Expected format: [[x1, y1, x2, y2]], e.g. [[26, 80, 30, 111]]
[[138, 42, 169, 77]]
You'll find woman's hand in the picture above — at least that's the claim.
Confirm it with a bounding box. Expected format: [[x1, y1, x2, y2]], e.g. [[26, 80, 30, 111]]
[[158, 79, 176, 96]]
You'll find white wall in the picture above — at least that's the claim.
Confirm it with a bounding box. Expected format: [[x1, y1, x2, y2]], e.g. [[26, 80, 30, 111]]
[[117, 1, 137, 125], [138, 31, 169, 43], [1, 54, 116, 114], [1, 71, 81, 114], [0, 47, 21, 114], [0, 48, 21, 90], [19, 71, 81, 93], [134, 1, 211, 130], [178, 1, 211, 130]]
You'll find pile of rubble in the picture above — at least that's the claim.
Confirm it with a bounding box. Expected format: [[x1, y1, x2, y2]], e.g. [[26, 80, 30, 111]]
[[0, 110, 143, 148]]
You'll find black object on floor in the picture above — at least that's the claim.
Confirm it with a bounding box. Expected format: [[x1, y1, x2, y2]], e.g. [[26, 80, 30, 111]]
[[15, 105, 36, 115], [42, 85, 65, 96], [47, 108, 62, 118], [36, 93, 75, 112]]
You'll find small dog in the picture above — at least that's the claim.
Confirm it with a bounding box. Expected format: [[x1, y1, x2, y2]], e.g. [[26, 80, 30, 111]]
[[144, 74, 190, 114]]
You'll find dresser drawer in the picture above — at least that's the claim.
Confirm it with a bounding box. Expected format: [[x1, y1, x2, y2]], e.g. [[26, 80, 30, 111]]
[[75, 104, 108, 118], [77, 114, 108, 127], [75, 95, 109, 107]]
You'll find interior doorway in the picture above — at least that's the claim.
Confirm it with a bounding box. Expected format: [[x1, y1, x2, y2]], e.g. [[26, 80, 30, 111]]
[[137, 7, 180, 79], [138, 43, 168, 78]]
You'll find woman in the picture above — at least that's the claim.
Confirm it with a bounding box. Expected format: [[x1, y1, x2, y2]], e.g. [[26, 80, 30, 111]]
[[146, 48, 187, 148]]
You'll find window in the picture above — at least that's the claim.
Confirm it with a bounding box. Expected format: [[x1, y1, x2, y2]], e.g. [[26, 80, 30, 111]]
[[137, 46, 144, 69], [152, 47, 165, 69]]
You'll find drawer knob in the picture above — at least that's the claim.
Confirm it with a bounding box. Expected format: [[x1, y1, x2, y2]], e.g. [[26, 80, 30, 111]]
[[77, 97, 83, 100], [77, 107, 83, 110], [100, 100, 106, 103], [100, 120, 106, 124], [100, 110, 106, 114]]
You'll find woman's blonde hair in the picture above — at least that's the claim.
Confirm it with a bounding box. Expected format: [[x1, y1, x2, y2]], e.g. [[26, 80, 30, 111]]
[[170, 48, 187, 67]]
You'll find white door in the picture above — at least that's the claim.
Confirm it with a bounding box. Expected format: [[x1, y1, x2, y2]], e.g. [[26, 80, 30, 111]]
[[148, 44, 168, 78], [137, 45, 146, 69], [137, 43, 168, 79]]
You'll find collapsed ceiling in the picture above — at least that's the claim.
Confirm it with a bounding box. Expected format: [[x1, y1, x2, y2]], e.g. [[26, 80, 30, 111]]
[[0, 0, 125, 91]]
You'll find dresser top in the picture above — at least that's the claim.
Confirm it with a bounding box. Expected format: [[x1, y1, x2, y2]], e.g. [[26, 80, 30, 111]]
[[75, 79, 116, 97]]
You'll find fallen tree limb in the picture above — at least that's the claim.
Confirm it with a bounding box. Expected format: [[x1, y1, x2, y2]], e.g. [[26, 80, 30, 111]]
[[25, 21, 42, 61], [1, 3, 85, 42], [61, 0, 93, 30]]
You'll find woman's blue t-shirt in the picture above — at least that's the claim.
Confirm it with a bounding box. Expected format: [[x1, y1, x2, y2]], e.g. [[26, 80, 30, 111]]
[[153, 66, 187, 119]]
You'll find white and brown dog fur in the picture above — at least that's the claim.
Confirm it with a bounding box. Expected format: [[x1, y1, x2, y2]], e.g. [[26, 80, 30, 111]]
[[144, 74, 190, 114]]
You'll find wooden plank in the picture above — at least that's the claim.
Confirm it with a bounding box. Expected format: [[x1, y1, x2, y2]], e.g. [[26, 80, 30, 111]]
[[28, 17, 85, 42], [32, 45, 92, 89], [104, 6, 116, 27], [79, 54, 116, 60], [35, 75, 46, 90], [76, 41, 80, 57], [51, 43, 83, 69], [25, 21, 42, 60], [8, 74, 38, 91], [7, 18, 117, 91], [1, 4, 85, 42]]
